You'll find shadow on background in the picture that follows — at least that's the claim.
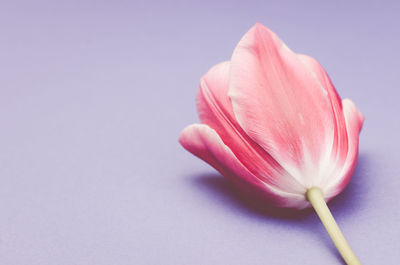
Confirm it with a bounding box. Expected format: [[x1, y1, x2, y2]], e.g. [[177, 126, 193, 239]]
[[189, 152, 371, 264], [192, 173, 313, 221], [191, 153, 370, 220]]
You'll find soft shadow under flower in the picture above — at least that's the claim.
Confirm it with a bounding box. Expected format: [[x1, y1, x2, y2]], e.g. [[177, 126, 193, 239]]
[[190, 153, 370, 222]]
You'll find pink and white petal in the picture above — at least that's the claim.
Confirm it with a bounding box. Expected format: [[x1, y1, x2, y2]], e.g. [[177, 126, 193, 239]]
[[196, 61, 237, 141], [296, 54, 348, 162], [296, 54, 342, 105], [179, 124, 307, 208], [324, 99, 364, 199], [229, 23, 336, 184], [296, 54, 350, 188], [197, 61, 305, 194]]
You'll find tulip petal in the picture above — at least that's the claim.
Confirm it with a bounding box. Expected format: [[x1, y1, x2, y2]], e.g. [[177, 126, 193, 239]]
[[229, 23, 340, 187], [179, 124, 308, 208], [296, 54, 348, 161], [296, 54, 350, 190], [324, 99, 364, 198], [197, 61, 306, 194]]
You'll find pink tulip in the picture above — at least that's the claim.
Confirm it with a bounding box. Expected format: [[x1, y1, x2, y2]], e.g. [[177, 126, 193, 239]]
[[179, 23, 364, 264]]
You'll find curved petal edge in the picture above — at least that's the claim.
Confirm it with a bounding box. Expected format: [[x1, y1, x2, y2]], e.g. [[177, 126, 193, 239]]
[[179, 124, 308, 208]]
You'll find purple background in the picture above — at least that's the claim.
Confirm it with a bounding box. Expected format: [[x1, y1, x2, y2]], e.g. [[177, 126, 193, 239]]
[[1, 1, 399, 264]]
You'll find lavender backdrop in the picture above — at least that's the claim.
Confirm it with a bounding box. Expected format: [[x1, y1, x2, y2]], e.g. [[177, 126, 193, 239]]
[[1, 0, 399, 264]]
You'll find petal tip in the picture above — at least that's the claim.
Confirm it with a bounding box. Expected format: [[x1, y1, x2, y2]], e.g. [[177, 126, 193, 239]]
[[342, 98, 365, 129], [178, 124, 199, 150]]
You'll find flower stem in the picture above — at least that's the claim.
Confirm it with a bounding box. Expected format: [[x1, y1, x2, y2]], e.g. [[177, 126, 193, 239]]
[[306, 187, 361, 265]]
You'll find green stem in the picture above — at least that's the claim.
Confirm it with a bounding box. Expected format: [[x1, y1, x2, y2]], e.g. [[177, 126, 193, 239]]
[[306, 187, 361, 265]]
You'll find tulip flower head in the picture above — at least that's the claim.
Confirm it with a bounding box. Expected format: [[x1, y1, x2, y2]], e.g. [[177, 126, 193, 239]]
[[179, 23, 364, 209], [179, 23, 364, 264]]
